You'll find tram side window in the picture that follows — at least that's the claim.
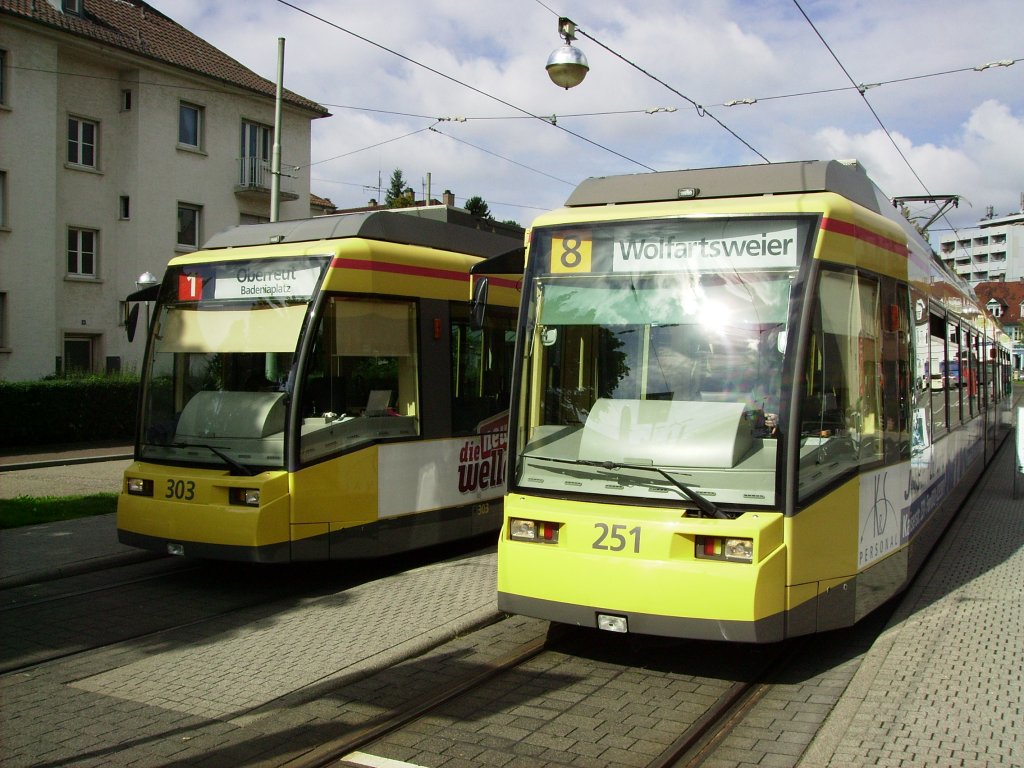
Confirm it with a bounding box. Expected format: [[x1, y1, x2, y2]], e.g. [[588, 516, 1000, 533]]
[[798, 270, 884, 499], [947, 323, 962, 425], [967, 331, 979, 417], [450, 305, 517, 435], [929, 313, 948, 439], [298, 297, 419, 462], [911, 290, 932, 455], [880, 279, 911, 463]]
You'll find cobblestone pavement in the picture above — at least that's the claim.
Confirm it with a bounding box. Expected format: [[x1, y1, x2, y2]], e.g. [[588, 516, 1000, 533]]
[[1, 426, 1021, 766]]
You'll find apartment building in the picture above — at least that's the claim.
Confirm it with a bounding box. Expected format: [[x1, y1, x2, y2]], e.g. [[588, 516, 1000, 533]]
[[974, 281, 1024, 374], [0, 0, 328, 381], [938, 206, 1024, 287]]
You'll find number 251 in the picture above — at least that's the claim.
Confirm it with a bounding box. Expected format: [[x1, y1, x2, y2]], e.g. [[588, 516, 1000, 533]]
[[592, 523, 641, 553]]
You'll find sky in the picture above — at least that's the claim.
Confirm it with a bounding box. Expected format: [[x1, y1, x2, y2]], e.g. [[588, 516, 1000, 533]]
[[156, 0, 1023, 239]]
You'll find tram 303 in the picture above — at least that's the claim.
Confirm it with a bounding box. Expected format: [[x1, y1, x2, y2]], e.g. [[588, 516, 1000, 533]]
[[485, 160, 1013, 642], [118, 207, 522, 562]]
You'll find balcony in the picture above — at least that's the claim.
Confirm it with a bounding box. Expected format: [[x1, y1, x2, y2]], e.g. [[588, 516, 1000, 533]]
[[235, 158, 298, 202]]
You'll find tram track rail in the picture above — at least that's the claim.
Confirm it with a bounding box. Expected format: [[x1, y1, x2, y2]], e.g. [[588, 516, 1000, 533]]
[[0, 552, 433, 676], [281, 633, 552, 768], [0, 561, 302, 675], [278, 625, 809, 768]]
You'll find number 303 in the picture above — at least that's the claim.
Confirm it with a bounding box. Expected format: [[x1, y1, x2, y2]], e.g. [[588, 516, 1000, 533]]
[[165, 479, 196, 500]]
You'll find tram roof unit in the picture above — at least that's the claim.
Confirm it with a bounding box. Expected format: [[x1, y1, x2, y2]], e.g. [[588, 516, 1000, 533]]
[[561, 159, 982, 294], [564, 159, 884, 212], [201, 206, 523, 260]]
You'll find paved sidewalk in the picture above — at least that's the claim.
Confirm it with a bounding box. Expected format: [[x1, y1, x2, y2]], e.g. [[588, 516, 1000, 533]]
[[0, 512, 156, 589], [0, 443, 143, 588], [799, 436, 1023, 767], [0, 440, 133, 470], [0, 434, 1021, 766]]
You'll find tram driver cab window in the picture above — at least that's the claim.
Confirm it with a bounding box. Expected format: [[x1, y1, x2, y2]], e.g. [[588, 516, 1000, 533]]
[[798, 270, 884, 500], [298, 297, 419, 462]]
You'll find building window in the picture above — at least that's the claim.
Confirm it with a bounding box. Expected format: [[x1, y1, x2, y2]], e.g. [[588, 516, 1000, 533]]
[[0, 170, 7, 229], [177, 203, 201, 249], [63, 335, 93, 374], [987, 300, 1002, 318], [119, 195, 130, 220], [0, 292, 7, 349], [67, 116, 97, 167], [239, 213, 270, 225], [178, 102, 203, 149], [121, 89, 132, 111], [67, 227, 98, 276], [240, 120, 272, 187], [0, 49, 8, 106]]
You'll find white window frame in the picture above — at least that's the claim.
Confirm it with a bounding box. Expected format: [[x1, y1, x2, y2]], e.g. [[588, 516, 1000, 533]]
[[177, 203, 201, 250], [67, 116, 98, 168], [178, 102, 203, 149], [987, 300, 1002, 318], [67, 226, 98, 277]]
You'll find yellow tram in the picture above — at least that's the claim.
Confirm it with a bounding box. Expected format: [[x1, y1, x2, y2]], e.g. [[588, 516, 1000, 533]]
[[489, 160, 1013, 642], [118, 207, 522, 561]]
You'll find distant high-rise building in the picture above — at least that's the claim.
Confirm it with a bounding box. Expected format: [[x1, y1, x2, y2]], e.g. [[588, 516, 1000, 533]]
[[938, 206, 1024, 287]]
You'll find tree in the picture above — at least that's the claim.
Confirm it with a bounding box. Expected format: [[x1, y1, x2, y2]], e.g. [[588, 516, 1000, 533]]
[[385, 169, 413, 208], [464, 195, 491, 220]]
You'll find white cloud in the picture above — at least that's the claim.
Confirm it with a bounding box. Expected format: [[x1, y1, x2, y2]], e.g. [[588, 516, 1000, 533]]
[[154, 0, 1024, 226], [805, 99, 1023, 230]]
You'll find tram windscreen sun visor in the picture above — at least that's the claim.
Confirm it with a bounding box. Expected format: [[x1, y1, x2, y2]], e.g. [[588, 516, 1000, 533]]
[[470, 246, 526, 275], [158, 304, 308, 353]]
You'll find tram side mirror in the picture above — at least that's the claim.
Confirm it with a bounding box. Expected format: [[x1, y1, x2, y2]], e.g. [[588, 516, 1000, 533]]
[[470, 277, 489, 330], [777, 331, 787, 355], [541, 327, 558, 346], [126, 303, 141, 343]]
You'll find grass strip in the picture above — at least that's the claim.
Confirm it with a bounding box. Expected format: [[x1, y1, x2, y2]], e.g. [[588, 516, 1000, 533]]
[[0, 494, 117, 529]]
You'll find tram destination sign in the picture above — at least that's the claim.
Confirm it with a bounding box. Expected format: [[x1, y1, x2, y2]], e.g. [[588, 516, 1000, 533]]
[[176, 257, 326, 302], [548, 219, 801, 274]]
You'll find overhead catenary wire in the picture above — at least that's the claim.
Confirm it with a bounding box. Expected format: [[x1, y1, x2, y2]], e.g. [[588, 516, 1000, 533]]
[[790, 0, 976, 243], [428, 127, 577, 186], [13, 4, 1016, 224], [792, 0, 933, 196], [274, 0, 656, 172], [530, 0, 770, 163]]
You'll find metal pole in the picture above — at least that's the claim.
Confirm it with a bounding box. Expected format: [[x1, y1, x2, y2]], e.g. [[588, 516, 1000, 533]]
[[271, 37, 285, 223]]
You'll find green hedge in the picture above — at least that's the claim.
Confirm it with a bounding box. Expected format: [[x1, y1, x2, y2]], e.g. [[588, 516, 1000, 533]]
[[0, 375, 140, 449]]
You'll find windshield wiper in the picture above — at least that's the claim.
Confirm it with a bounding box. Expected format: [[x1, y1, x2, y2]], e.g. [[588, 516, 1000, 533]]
[[171, 442, 256, 477], [522, 454, 731, 519]]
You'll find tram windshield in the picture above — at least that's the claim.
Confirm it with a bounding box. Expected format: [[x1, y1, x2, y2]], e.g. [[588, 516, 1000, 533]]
[[137, 256, 328, 471], [514, 217, 807, 507]]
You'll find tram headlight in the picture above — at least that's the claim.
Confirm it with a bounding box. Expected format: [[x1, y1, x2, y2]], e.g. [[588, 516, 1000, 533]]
[[509, 518, 559, 543], [229, 488, 261, 507], [126, 477, 153, 497], [724, 538, 754, 562]]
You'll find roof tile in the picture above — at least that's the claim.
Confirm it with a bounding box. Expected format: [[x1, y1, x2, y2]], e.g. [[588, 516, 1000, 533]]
[[0, 0, 328, 115]]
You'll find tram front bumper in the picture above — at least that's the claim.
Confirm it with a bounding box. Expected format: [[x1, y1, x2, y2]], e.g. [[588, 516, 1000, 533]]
[[117, 463, 293, 562], [496, 496, 787, 642]]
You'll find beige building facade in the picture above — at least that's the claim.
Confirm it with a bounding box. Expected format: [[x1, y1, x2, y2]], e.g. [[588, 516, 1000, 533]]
[[0, 0, 327, 381]]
